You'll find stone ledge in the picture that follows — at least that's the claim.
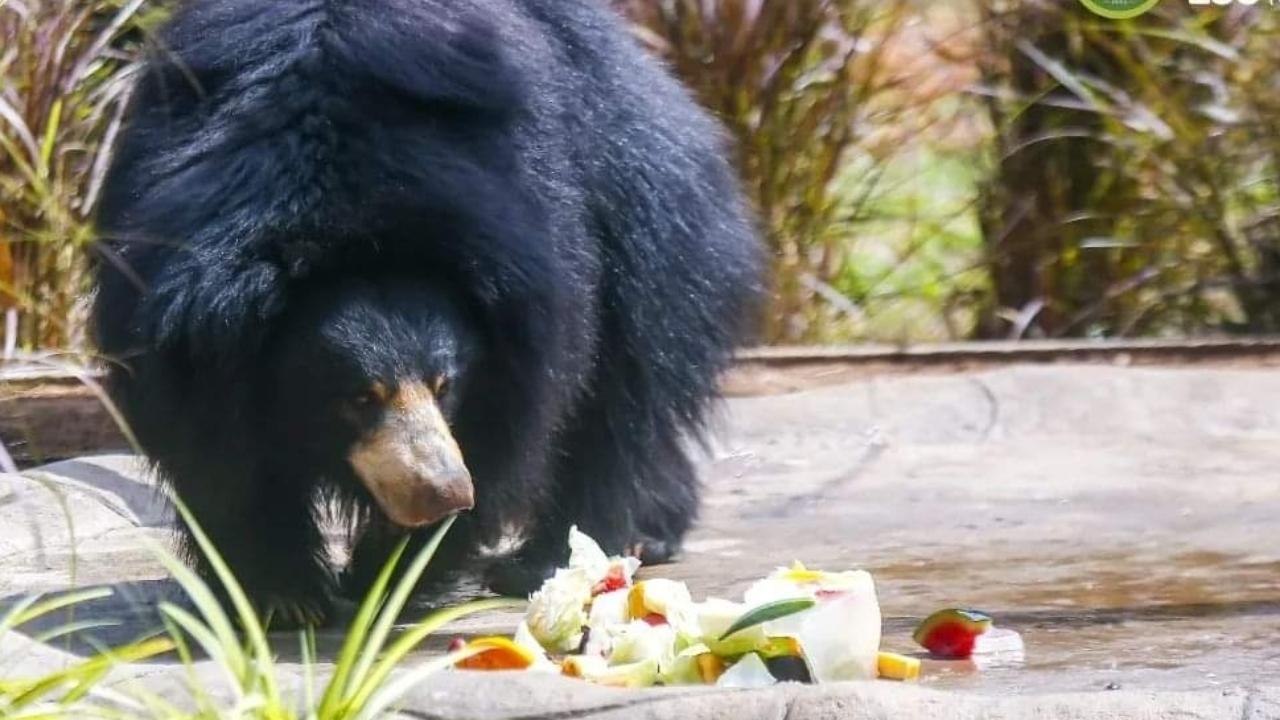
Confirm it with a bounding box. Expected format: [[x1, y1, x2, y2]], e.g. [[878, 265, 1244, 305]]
[[0, 644, 1265, 720], [402, 673, 1280, 720]]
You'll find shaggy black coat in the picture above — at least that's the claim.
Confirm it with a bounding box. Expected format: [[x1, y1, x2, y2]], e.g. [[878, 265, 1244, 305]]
[[92, 0, 760, 617]]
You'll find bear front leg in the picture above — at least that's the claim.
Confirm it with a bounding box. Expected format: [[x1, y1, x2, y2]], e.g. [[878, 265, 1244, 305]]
[[341, 514, 475, 601], [485, 400, 699, 597], [171, 466, 336, 629]]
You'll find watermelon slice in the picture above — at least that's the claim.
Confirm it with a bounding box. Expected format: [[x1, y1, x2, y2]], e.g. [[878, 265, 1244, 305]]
[[592, 564, 630, 596], [912, 608, 993, 659]]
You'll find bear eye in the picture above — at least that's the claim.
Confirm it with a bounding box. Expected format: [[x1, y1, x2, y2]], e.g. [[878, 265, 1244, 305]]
[[432, 374, 450, 397], [350, 383, 388, 409]]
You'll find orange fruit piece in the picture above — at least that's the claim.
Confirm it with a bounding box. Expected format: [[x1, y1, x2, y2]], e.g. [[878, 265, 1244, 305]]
[[455, 636, 537, 671]]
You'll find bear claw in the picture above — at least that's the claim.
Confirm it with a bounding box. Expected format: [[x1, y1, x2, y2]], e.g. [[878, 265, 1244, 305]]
[[626, 535, 681, 566], [260, 596, 331, 630]]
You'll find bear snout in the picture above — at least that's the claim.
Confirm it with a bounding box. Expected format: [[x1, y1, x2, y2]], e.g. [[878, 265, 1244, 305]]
[[347, 382, 475, 528], [390, 468, 475, 528]]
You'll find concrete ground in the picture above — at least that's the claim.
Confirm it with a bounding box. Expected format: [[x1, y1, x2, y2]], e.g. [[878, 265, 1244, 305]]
[[2, 365, 1279, 718]]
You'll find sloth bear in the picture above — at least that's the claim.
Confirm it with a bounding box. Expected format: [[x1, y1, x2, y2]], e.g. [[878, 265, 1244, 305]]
[[91, 0, 760, 625]]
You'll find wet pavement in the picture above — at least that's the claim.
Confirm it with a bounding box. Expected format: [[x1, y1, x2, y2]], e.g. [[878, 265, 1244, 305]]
[[677, 366, 1280, 693], [2, 365, 1279, 714]]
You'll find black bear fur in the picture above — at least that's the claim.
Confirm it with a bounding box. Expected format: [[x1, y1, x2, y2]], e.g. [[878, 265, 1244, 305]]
[[91, 0, 761, 623]]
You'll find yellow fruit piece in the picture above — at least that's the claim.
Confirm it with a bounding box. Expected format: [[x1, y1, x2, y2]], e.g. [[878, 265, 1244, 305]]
[[455, 636, 537, 671], [758, 636, 802, 659], [696, 653, 726, 683], [628, 581, 648, 620], [561, 655, 600, 678], [781, 561, 825, 584], [876, 652, 921, 681]]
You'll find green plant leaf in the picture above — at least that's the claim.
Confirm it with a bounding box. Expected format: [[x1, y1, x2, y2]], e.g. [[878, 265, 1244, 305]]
[[37, 99, 63, 179], [348, 515, 458, 696], [343, 597, 526, 716], [2, 588, 111, 631], [353, 647, 487, 720], [166, 498, 278, 703], [6, 636, 172, 710], [317, 534, 411, 717], [147, 540, 249, 688], [718, 598, 816, 641], [158, 602, 245, 702]]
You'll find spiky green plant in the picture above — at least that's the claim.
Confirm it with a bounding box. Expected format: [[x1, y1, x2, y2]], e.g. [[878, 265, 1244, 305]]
[[0, 506, 522, 719]]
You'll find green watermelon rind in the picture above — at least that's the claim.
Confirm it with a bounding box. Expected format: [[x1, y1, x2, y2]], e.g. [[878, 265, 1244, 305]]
[[911, 608, 993, 648]]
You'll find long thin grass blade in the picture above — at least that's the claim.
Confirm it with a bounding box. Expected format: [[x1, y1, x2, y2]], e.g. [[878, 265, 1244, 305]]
[[344, 597, 526, 714], [352, 647, 486, 720], [159, 602, 247, 702], [37, 99, 62, 179], [169, 500, 280, 703], [9, 588, 112, 629], [0, 93, 40, 161], [31, 619, 120, 645], [316, 536, 411, 715], [348, 515, 457, 695], [148, 544, 249, 683], [1, 594, 43, 633]]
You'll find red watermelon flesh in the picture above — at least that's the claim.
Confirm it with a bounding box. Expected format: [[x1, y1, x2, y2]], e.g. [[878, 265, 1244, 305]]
[[913, 609, 993, 659]]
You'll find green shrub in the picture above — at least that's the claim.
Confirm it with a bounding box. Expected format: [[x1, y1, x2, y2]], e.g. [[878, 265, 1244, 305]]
[[974, 1, 1280, 338], [0, 0, 160, 351], [614, 0, 960, 343]]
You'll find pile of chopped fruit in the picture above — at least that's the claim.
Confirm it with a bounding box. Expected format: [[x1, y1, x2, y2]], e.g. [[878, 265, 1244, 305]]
[[451, 528, 929, 687]]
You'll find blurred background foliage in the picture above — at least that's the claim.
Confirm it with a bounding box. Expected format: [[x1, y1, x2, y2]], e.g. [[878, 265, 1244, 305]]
[[2, 0, 1279, 349], [0, 0, 164, 352]]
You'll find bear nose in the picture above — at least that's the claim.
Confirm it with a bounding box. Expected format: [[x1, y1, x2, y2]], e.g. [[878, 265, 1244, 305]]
[[377, 465, 474, 528], [420, 467, 475, 518], [386, 447, 475, 528]]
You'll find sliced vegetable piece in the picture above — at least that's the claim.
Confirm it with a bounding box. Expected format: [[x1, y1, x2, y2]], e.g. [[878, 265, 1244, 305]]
[[696, 653, 727, 683], [765, 656, 812, 683], [607, 620, 675, 666], [794, 590, 882, 681], [562, 655, 659, 688], [716, 652, 778, 689], [756, 636, 802, 659], [912, 608, 993, 659], [562, 654, 608, 679], [658, 643, 714, 685], [626, 579, 693, 620], [876, 652, 921, 681], [526, 567, 592, 652], [970, 628, 1026, 669], [973, 627, 1024, 655], [718, 598, 815, 641]]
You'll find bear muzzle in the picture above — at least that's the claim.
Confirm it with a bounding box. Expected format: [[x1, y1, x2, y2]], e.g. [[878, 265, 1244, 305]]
[[347, 382, 475, 528]]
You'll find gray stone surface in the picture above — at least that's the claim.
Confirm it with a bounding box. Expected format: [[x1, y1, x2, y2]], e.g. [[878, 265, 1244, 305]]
[[3, 365, 1279, 718], [1249, 687, 1280, 720]]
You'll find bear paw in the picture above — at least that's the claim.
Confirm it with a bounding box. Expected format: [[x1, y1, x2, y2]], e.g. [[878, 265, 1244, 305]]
[[625, 534, 682, 566], [258, 594, 333, 630]]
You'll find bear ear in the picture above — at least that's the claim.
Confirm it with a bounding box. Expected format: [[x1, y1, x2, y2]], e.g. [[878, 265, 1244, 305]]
[[140, 257, 287, 370]]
